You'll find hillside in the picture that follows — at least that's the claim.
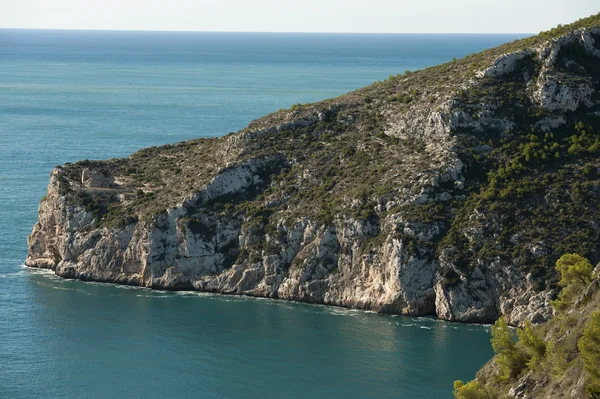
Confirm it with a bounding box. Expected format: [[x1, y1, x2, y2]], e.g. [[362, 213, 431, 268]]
[[26, 13, 600, 326], [454, 254, 600, 398]]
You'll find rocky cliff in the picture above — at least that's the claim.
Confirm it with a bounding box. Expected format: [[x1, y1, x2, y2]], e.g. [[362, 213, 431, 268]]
[[26, 14, 600, 326]]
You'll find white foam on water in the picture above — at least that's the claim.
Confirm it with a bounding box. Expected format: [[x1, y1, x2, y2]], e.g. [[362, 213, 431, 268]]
[[324, 307, 368, 317], [0, 271, 26, 279], [173, 291, 230, 300], [21, 264, 52, 273], [34, 281, 72, 291], [134, 294, 172, 299]]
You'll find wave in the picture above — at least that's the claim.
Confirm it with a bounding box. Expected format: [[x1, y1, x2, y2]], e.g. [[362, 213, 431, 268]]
[[0, 271, 26, 279], [134, 294, 172, 299], [323, 306, 374, 317], [21, 265, 55, 275], [33, 281, 73, 291]]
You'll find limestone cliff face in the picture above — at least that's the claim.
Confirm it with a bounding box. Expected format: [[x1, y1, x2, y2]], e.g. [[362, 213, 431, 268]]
[[26, 165, 439, 315], [26, 24, 600, 326]]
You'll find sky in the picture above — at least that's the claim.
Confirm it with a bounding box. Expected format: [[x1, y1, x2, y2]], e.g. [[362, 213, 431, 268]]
[[0, 0, 598, 33]]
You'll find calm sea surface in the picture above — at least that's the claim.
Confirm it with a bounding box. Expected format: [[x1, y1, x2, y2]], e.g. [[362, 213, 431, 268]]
[[0, 30, 527, 398]]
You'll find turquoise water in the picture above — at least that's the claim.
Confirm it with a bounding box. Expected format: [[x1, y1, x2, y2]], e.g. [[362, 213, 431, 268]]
[[0, 30, 526, 398]]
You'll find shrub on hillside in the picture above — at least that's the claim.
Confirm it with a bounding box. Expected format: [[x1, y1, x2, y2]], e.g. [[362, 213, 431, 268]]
[[453, 380, 493, 399], [579, 311, 600, 397], [490, 318, 528, 381]]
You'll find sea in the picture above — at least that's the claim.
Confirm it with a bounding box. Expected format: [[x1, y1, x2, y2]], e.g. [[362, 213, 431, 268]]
[[0, 30, 528, 398]]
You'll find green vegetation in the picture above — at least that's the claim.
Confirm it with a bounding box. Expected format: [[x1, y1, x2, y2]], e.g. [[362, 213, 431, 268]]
[[490, 318, 528, 381], [453, 380, 493, 399], [56, 138, 224, 227], [579, 311, 600, 397], [556, 253, 594, 286], [454, 254, 600, 398], [552, 254, 594, 311], [517, 321, 547, 369]]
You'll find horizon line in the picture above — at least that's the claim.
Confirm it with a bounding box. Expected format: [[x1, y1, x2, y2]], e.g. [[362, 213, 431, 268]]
[[0, 27, 535, 35]]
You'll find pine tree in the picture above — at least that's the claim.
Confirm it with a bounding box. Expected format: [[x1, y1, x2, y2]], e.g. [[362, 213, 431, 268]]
[[579, 311, 600, 396], [491, 318, 528, 380], [517, 321, 546, 368], [556, 254, 593, 287]]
